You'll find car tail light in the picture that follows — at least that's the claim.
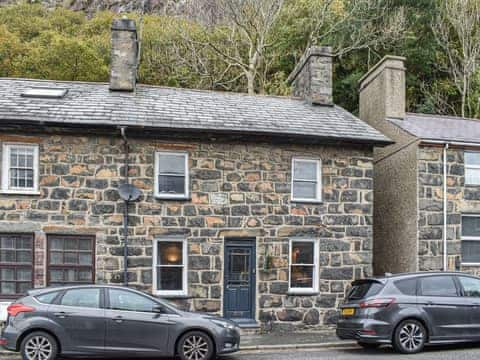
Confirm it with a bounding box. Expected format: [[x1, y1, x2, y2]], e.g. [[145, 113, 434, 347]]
[[359, 298, 395, 309], [7, 303, 35, 317]]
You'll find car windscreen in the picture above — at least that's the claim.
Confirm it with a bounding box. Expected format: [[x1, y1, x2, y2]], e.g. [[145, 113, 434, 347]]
[[347, 281, 384, 300]]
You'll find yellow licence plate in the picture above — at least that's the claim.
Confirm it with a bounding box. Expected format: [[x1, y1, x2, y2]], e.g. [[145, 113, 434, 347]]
[[342, 308, 355, 316]]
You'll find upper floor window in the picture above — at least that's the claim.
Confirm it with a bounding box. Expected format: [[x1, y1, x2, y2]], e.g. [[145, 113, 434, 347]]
[[291, 158, 322, 202], [465, 151, 480, 185], [153, 238, 187, 296], [154, 152, 189, 199], [288, 239, 319, 294], [1, 143, 39, 194], [461, 215, 480, 265]]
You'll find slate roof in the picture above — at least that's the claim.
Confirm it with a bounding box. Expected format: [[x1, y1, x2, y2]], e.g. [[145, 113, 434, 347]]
[[390, 113, 480, 144], [0, 78, 390, 145]]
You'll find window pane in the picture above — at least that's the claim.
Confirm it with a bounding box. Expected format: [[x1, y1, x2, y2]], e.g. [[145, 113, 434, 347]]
[[17, 237, 32, 250], [64, 252, 78, 264], [1, 269, 14, 280], [65, 238, 77, 250], [0, 250, 15, 262], [466, 168, 480, 185], [17, 282, 31, 294], [17, 268, 31, 281], [16, 251, 32, 263], [109, 289, 157, 312], [60, 288, 100, 308], [158, 175, 185, 194], [79, 239, 92, 251], [465, 152, 480, 166], [290, 265, 314, 288], [291, 242, 314, 264], [50, 238, 64, 250], [294, 160, 317, 180], [79, 253, 92, 265], [462, 240, 480, 263], [348, 282, 384, 300], [458, 276, 480, 297], [158, 242, 183, 265], [292, 181, 317, 199], [462, 216, 480, 237], [158, 154, 185, 174], [78, 270, 92, 282], [420, 276, 457, 296], [50, 270, 63, 282], [157, 267, 183, 291], [394, 278, 417, 296], [50, 252, 63, 265], [1, 237, 14, 249], [1, 282, 15, 294], [65, 269, 76, 282]]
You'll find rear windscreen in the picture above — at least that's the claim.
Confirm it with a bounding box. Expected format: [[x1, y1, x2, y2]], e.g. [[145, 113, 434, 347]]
[[347, 282, 383, 300]]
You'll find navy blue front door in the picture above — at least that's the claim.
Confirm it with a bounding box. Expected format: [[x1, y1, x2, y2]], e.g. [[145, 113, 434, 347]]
[[224, 239, 255, 323]]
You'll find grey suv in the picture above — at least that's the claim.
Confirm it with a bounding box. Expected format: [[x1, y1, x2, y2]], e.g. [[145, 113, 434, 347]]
[[0, 285, 240, 360], [337, 272, 480, 353]]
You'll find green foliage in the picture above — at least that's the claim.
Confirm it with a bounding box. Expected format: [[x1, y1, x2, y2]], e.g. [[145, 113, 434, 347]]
[[0, 2, 471, 116]]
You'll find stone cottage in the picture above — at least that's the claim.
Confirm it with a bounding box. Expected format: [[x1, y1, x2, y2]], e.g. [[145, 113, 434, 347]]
[[0, 18, 390, 330], [359, 55, 480, 276]]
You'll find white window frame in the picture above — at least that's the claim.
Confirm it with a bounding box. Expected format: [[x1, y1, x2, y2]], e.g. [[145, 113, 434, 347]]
[[288, 239, 319, 294], [152, 238, 188, 297], [154, 151, 189, 200], [465, 151, 480, 185], [291, 157, 322, 203], [1, 143, 40, 195], [461, 214, 480, 266]]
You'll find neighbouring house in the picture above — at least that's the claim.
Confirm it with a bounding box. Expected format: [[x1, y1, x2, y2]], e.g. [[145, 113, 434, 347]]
[[359, 55, 480, 276], [0, 18, 390, 329]]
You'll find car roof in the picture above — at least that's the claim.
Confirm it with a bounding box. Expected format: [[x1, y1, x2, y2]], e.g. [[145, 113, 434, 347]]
[[362, 271, 478, 283], [27, 284, 141, 296]]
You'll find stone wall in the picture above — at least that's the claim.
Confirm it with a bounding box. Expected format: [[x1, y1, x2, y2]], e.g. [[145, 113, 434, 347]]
[[0, 130, 374, 330], [418, 145, 480, 274]]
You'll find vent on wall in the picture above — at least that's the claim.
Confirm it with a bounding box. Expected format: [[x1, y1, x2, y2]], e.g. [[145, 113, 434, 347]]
[[21, 87, 68, 99]]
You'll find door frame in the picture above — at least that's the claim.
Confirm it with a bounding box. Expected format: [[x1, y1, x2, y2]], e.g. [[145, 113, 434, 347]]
[[223, 237, 256, 323]]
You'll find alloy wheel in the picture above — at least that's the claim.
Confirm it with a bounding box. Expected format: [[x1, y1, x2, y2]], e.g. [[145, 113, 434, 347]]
[[182, 335, 210, 360], [24, 336, 53, 360], [398, 322, 424, 352]]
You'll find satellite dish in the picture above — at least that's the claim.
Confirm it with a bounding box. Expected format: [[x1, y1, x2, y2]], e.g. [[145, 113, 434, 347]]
[[118, 183, 141, 201]]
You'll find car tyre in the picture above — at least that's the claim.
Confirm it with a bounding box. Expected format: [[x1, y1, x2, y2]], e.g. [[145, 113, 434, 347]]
[[20, 331, 59, 360], [357, 342, 381, 349], [393, 319, 426, 354], [177, 331, 215, 360]]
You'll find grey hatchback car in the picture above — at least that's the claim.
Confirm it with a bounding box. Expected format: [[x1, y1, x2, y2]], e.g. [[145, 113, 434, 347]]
[[337, 272, 480, 354], [0, 285, 240, 360]]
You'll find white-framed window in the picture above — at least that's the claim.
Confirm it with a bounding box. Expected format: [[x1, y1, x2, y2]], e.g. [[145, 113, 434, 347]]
[[288, 239, 319, 294], [465, 151, 480, 185], [153, 238, 187, 296], [291, 158, 322, 202], [154, 151, 189, 199], [462, 214, 480, 265], [1, 143, 39, 194]]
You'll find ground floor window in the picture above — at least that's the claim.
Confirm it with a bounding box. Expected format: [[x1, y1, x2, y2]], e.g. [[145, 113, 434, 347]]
[[288, 239, 319, 294], [0, 234, 33, 297], [47, 235, 95, 286], [461, 215, 480, 265], [153, 238, 187, 296]]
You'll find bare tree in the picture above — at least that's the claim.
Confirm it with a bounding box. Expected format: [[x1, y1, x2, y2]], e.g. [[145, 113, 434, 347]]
[[180, 0, 284, 95], [432, 0, 480, 118]]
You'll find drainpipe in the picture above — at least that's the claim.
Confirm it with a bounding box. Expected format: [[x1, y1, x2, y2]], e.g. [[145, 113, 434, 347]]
[[120, 127, 129, 286], [443, 143, 449, 272]]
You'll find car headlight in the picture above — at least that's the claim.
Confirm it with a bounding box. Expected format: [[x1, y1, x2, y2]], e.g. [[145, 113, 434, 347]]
[[211, 319, 237, 330]]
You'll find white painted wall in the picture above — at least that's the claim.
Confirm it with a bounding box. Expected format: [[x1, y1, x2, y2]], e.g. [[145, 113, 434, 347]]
[[0, 302, 11, 322]]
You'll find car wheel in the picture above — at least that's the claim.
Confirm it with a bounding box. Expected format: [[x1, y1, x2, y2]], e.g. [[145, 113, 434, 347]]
[[357, 342, 381, 349], [20, 331, 58, 360], [393, 319, 426, 354], [177, 331, 215, 360]]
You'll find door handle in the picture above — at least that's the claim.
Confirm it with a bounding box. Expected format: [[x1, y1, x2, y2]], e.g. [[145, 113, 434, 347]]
[[53, 312, 67, 319], [113, 316, 124, 323]]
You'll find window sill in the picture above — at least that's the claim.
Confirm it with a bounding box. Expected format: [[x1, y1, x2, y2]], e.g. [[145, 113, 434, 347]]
[[0, 190, 41, 196], [291, 199, 323, 205], [287, 290, 319, 296], [154, 195, 191, 201], [155, 293, 191, 299], [461, 263, 480, 267]]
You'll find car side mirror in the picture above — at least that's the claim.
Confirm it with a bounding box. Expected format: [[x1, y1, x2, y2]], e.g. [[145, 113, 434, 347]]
[[153, 305, 164, 313]]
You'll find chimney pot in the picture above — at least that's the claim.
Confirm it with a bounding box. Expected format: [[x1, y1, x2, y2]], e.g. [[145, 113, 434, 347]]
[[110, 18, 138, 92], [287, 46, 333, 106]]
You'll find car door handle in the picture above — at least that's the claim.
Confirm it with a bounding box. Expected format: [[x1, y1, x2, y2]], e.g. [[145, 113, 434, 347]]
[[53, 312, 68, 319], [113, 316, 124, 323]]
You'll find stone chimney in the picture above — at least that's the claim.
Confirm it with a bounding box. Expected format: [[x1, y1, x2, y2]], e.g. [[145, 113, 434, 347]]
[[359, 56, 406, 121], [287, 46, 333, 106], [109, 18, 138, 92]]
